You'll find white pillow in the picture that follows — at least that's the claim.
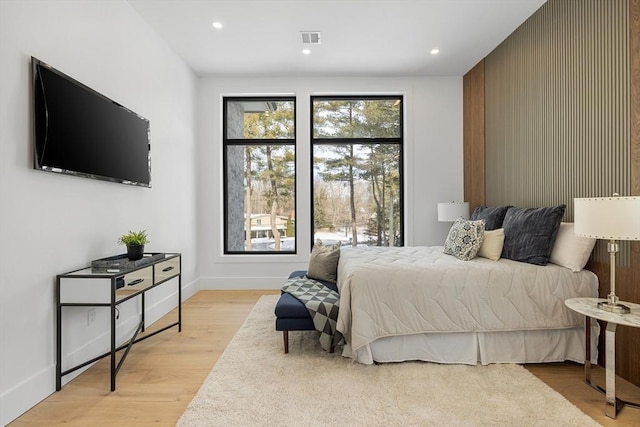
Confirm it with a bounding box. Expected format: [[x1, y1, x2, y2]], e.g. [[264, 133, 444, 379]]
[[550, 222, 596, 272], [477, 228, 505, 261]]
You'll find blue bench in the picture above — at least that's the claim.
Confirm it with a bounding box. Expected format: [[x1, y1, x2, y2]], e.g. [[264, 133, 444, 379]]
[[274, 270, 338, 353]]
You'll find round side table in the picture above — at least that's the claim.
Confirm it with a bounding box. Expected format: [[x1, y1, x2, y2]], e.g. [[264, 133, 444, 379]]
[[565, 297, 640, 419]]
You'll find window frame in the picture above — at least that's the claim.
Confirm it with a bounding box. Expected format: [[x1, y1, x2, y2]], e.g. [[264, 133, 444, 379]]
[[310, 95, 405, 249], [222, 96, 297, 255]]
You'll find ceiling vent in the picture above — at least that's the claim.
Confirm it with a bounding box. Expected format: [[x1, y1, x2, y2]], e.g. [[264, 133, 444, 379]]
[[300, 31, 321, 44]]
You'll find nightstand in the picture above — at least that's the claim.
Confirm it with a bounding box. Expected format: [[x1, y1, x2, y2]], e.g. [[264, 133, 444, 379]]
[[565, 297, 640, 419]]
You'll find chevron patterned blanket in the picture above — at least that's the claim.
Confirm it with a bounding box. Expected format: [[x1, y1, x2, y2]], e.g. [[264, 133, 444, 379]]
[[281, 276, 342, 351]]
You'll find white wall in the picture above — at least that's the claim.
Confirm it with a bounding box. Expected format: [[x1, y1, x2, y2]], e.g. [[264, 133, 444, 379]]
[[0, 1, 198, 424], [0, 2, 465, 422], [197, 76, 464, 289]]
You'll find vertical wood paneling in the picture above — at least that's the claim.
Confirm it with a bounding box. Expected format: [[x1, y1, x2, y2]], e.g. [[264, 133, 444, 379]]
[[619, 0, 639, 390], [486, 0, 631, 264], [463, 61, 485, 211], [465, 0, 639, 387], [486, 0, 629, 222]]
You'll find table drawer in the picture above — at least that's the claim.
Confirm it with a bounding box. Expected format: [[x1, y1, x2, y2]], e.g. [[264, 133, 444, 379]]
[[154, 257, 180, 283], [60, 277, 111, 304], [115, 266, 153, 299]]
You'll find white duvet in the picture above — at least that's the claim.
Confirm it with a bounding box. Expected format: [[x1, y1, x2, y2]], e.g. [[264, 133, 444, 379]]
[[336, 246, 599, 357]]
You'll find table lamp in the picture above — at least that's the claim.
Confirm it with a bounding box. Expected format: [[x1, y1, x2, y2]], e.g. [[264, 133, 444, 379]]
[[574, 194, 640, 314], [437, 202, 470, 222]]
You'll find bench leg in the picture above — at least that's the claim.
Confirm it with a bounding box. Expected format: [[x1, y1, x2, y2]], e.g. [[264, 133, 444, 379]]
[[283, 331, 289, 353]]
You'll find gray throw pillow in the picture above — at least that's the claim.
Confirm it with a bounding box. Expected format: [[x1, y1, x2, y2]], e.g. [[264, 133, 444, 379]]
[[443, 218, 485, 261], [501, 205, 566, 265], [471, 205, 512, 230], [307, 239, 341, 283]]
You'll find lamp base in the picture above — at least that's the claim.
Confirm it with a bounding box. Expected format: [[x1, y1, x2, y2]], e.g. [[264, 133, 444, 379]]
[[597, 301, 630, 314]]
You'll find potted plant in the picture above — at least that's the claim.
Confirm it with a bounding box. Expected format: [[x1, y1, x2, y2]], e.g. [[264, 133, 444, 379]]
[[118, 230, 149, 261]]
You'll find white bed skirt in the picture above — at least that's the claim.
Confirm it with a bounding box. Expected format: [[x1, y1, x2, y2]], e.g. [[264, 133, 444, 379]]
[[342, 323, 599, 366]]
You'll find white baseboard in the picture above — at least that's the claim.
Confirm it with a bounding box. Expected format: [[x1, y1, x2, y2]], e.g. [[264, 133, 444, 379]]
[[181, 277, 200, 300], [0, 365, 55, 426]]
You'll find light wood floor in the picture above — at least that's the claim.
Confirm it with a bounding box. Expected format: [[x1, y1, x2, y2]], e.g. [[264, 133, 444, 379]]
[[10, 290, 640, 426]]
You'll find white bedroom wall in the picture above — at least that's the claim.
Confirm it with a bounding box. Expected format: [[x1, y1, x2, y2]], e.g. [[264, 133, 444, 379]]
[[0, 1, 198, 424], [197, 76, 463, 289]]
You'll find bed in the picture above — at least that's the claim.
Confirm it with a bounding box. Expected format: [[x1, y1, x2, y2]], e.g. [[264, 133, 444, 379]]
[[335, 245, 600, 365]]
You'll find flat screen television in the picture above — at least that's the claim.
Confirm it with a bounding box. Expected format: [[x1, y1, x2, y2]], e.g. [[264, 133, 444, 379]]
[[32, 57, 151, 187]]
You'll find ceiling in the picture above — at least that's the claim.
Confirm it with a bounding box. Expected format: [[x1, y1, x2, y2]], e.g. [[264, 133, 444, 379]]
[[127, 0, 546, 77]]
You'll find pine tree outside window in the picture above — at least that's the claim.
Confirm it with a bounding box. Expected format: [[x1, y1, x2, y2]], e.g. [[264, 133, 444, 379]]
[[223, 97, 296, 254], [311, 96, 403, 247]]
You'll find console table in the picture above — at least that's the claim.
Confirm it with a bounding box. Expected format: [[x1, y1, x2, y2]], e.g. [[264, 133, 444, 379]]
[[565, 297, 640, 419], [56, 253, 181, 391]]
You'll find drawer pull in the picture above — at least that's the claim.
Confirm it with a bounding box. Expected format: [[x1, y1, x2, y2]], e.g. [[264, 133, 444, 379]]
[[128, 278, 144, 286], [162, 266, 175, 272]]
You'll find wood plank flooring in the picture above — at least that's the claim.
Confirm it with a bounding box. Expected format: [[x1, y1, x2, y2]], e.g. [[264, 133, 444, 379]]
[[9, 290, 640, 426]]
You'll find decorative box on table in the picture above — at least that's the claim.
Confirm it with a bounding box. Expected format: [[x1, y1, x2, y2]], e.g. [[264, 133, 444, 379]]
[[91, 252, 166, 271]]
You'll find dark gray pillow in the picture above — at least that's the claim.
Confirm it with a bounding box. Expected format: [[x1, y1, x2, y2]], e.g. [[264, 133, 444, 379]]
[[471, 206, 512, 230], [307, 239, 341, 283], [501, 205, 566, 265]]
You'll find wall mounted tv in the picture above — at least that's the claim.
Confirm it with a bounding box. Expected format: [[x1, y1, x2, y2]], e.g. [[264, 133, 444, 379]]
[[32, 57, 151, 187]]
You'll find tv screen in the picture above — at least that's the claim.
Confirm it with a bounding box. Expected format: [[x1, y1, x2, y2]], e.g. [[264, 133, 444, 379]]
[[32, 57, 151, 187]]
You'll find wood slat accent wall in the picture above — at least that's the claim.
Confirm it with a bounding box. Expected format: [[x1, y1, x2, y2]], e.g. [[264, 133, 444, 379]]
[[485, 0, 630, 217], [463, 61, 486, 211], [463, 0, 640, 387]]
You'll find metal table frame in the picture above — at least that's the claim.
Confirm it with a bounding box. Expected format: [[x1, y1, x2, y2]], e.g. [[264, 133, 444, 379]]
[[56, 253, 181, 391], [566, 297, 640, 419]]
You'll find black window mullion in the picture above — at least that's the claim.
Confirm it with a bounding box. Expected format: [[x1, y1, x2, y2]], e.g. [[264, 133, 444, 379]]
[[310, 95, 404, 248], [223, 96, 296, 254], [224, 139, 295, 146], [312, 138, 401, 145]]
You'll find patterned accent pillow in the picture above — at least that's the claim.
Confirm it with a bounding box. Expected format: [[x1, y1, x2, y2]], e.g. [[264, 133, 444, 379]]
[[443, 218, 486, 261], [307, 239, 341, 283]]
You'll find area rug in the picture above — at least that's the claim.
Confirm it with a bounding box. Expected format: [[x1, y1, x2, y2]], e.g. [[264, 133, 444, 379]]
[[178, 295, 600, 427]]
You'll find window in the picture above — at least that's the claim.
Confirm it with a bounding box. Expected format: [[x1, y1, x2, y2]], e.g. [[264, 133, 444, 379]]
[[311, 96, 403, 247], [223, 97, 296, 253]]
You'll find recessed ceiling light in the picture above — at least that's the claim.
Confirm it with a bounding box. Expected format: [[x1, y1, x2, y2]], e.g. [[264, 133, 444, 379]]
[[302, 48, 311, 55], [212, 22, 223, 30], [430, 48, 440, 55]]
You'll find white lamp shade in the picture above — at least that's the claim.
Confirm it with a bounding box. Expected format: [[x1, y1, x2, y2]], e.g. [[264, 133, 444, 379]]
[[437, 202, 469, 222], [574, 196, 640, 240]]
